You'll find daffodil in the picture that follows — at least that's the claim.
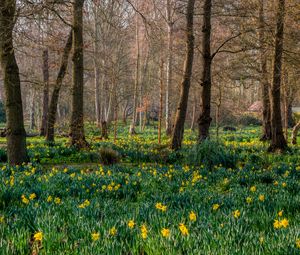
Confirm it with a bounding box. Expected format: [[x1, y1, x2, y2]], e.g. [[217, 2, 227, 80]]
[[140, 224, 148, 239], [161, 228, 170, 238], [91, 232, 100, 241], [233, 210, 240, 219], [128, 220, 135, 229], [258, 195, 265, 202], [212, 204, 220, 211], [189, 211, 197, 222], [33, 231, 43, 242], [109, 227, 117, 236], [179, 223, 189, 236]]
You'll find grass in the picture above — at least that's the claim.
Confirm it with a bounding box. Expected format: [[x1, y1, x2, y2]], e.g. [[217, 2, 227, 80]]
[[0, 125, 299, 254]]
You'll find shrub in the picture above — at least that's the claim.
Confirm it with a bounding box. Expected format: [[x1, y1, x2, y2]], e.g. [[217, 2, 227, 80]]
[[99, 147, 120, 165], [185, 140, 238, 169]]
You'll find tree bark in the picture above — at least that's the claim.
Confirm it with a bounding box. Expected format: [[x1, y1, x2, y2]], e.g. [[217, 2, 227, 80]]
[[259, 0, 272, 141], [198, 0, 213, 142], [40, 49, 49, 136], [0, 0, 28, 164], [70, 0, 89, 148], [158, 58, 164, 144], [46, 30, 73, 143], [268, 0, 287, 152], [170, 0, 195, 150]]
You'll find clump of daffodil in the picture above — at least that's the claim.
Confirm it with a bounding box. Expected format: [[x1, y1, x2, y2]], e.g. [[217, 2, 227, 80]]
[[21, 195, 29, 205], [161, 228, 170, 238], [258, 194, 265, 202], [78, 199, 90, 209], [47, 196, 53, 203], [54, 197, 61, 204], [179, 223, 189, 236], [189, 211, 197, 222], [250, 186, 257, 192], [296, 239, 300, 249], [29, 193, 36, 200], [109, 227, 117, 236], [233, 210, 240, 219], [273, 218, 289, 229], [212, 204, 220, 211], [155, 202, 167, 212], [128, 220, 135, 229], [33, 231, 43, 242], [140, 224, 148, 239], [246, 197, 252, 204], [91, 232, 100, 241]]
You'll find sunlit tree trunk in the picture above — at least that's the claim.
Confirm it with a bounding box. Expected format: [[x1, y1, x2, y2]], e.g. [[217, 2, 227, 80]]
[[0, 0, 28, 164], [170, 0, 195, 150]]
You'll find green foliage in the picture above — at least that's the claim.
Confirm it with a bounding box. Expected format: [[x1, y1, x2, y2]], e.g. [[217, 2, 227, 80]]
[[186, 140, 238, 169]]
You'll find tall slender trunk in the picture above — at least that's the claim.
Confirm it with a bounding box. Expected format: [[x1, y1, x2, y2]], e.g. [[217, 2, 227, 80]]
[[29, 89, 36, 130], [198, 0, 213, 142], [0, 0, 28, 164], [268, 0, 287, 152], [40, 49, 49, 136], [129, 13, 140, 135], [165, 0, 173, 135], [170, 0, 195, 150], [46, 30, 73, 142], [259, 0, 272, 141], [94, 9, 101, 126], [158, 58, 164, 144]]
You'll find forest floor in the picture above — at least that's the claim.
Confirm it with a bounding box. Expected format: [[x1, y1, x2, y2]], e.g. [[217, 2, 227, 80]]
[[0, 126, 299, 254]]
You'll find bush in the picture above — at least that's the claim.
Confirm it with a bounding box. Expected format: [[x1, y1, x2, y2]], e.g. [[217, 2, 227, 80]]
[[238, 115, 261, 126], [185, 140, 238, 169], [0, 148, 7, 162], [99, 147, 120, 165]]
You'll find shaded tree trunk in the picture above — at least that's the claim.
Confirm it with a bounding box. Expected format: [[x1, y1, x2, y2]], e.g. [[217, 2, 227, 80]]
[[0, 0, 28, 164], [40, 49, 49, 136], [70, 0, 89, 148], [268, 0, 287, 152], [158, 58, 164, 144], [165, 0, 174, 135], [170, 0, 195, 150], [198, 0, 213, 142], [94, 9, 101, 126], [129, 13, 140, 135], [259, 0, 272, 141], [46, 30, 73, 143]]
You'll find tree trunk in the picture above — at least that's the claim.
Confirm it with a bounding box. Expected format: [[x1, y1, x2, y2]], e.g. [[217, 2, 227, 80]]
[[158, 59, 164, 144], [198, 0, 213, 142], [129, 13, 140, 135], [70, 0, 89, 148], [165, 0, 174, 136], [291, 121, 300, 145], [46, 30, 73, 143], [40, 49, 49, 136], [0, 0, 28, 164], [29, 89, 36, 130], [94, 9, 101, 126], [268, 0, 287, 152], [170, 0, 195, 150], [259, 0, 272, 141]]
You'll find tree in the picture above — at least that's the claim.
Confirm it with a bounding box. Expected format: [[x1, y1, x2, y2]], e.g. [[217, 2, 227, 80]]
[[198, 0, 213, 142], [0, 0, 28, 164], [46, 30, 73, 143], [170, 0, 195, 150], [70, 0, 88, 148], [268, 0, 287, 152]]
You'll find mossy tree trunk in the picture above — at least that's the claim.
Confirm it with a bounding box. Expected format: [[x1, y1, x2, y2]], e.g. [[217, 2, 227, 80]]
[[0, 0, 28, 164]]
